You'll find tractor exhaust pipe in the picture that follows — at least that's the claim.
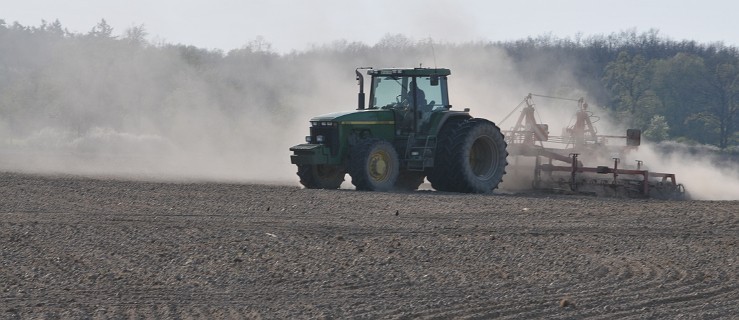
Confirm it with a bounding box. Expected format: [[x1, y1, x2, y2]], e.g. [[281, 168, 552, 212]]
[[355, 67, 372, 110]]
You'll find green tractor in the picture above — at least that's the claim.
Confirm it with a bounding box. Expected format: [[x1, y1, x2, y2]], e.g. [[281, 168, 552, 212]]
[[289, 67, 508, 193]]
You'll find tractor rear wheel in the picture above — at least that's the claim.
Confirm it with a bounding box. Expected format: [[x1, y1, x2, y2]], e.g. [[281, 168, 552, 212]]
[[426, 118, 465, 191], [297, 164, 345, 189], [428, 118, 508, 193], [349, 139, 400, 191]]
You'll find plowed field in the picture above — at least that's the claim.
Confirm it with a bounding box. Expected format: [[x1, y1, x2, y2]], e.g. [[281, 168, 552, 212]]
[[1, 172, 737, 319]]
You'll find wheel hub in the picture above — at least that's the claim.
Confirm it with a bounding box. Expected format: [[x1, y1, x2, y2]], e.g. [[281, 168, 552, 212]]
[[469, 136, 495, 178], [369, 151, 390, 181]]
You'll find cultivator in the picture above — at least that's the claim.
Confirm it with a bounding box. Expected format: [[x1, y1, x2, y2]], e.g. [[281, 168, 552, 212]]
[[501, 94, 686, 200]]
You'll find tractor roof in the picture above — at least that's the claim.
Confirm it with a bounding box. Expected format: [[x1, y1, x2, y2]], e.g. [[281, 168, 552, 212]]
[[367, 67, 451, 77]]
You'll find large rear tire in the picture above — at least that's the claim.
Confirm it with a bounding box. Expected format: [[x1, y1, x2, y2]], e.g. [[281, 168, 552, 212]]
[[426, 118, 465, 191], [297, 164, 345, 189], [349, 139, 400, 191], [428, 118, 508, 193]]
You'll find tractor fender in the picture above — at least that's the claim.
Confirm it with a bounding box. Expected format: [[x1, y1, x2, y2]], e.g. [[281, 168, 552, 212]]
[[431, 112, 472, 135]]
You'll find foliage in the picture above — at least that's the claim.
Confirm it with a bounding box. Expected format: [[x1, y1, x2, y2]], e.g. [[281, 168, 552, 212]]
[[643, 115, 670, 142]]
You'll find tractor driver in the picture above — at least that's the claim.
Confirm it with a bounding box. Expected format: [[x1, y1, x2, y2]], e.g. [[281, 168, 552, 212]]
[[408, 79, 428, 111], [397, 79, 430, 132]]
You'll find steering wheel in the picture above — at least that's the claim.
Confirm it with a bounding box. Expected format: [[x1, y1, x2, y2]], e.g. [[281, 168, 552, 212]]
[[395, 94, 410, 111]]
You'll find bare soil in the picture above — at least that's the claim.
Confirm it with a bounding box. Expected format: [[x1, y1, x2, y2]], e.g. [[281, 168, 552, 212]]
[[1, 172, 737, 319]]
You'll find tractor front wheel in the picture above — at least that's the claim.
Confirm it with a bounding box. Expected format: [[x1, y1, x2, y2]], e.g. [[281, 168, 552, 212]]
[[349, 139, 400, 191], [297, 164, 345, 189]]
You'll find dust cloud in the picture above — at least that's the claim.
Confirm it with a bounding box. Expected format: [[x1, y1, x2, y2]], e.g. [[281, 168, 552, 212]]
[[631, 142, 739, 200], [0, 27, 736, 199], [0, 32, 533, 185], [0, 33, 354, 184]]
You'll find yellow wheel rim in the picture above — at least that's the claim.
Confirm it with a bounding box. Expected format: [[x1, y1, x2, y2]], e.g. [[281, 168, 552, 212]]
[[369, 150, 390, 182]]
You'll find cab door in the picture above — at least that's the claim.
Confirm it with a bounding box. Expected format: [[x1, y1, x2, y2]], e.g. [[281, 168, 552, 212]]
[[414, 75, 448, 134]]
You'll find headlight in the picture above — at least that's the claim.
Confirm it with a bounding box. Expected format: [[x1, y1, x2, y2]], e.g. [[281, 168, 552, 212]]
[[305, 136, 312, 143], [316, 135, 325, 143]]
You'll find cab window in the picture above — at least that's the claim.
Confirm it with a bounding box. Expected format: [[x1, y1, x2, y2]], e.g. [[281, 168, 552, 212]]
[[415, 76, 446, 111], [370, 76, 406, 109]]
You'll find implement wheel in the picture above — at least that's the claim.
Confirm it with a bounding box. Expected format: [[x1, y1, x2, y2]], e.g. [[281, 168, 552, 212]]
[[349, 139, 400, 191], [297, 164, 345, 189]]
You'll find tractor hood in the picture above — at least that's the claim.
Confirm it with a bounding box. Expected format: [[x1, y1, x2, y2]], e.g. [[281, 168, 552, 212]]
[[310, 109, 394, 123]]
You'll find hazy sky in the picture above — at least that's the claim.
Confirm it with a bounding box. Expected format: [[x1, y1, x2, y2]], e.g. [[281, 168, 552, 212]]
[[3, 0, 739, 52]]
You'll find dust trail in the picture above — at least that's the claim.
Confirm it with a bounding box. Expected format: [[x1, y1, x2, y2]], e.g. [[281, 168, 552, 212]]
[[631, 142, 739, 200], [0, 27, 736, 199], [0, 33, 526, 184]]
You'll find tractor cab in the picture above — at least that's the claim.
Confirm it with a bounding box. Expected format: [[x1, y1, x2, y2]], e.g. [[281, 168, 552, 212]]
[[362, 68, 450, 134]]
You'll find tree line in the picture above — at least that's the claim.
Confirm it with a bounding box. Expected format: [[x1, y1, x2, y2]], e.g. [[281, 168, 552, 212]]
[[0, 20, 737, 153]]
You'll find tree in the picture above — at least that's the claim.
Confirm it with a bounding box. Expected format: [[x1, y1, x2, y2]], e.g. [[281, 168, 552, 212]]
[[643, 115, 670, 141], [652, 52, 739, 148], [246, 35, 272, 53], [652, 53, 712, 144], [376, 34, 414, 50], [123, 24, 148, 45], [48, 19, 66, 37], [88, 19, 114, 38], [602, 51, 662, 128], [704, 60, 738, 149]]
